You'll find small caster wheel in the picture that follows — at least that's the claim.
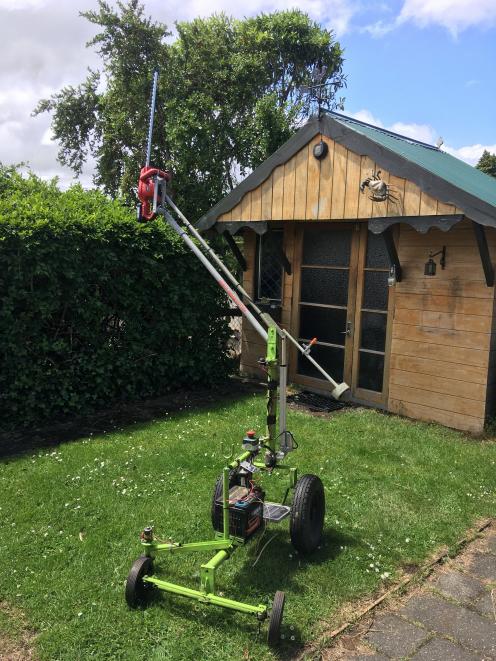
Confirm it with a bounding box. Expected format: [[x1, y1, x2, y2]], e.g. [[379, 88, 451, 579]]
[[267, 590, 285, 646], [125, 556, 153, 608]]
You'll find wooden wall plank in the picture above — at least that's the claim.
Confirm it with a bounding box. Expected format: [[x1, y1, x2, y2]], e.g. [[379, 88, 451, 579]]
[[390, 337, 489, 367], [357, 155, 374, 218], [419, 191, 439, 215], [437, 200, 457, 215], [399, 245, 488, 264], [317, 136, 335, 219], [261, 174, 273, 220], [389, 383, 486, 418], [387, 174, 406, 217], [392, 322, 491, 350], [330, 142, 347, 219], [231, 201, 243, 220], [294, 144, 309, 220], [306, 135, 321, 219], [399, 264, 486, 282], [272, 165, 284, 219], [218, 208, 232, 221], [282, 157, 296, 220], [240, 191, 251, 221], [251, 184, 262, 221], [343, 149, 361, 219], [390, 368, 486, 401], [395, 293, 494, 316], [390, 354, 488, 385], [403, 180, 421, 216], [388, 399, 484, 433], [396, 279, 494, 299], [394, 308, 493, 333]]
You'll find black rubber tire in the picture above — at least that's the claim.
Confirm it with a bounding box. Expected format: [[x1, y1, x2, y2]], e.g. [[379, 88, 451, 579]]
[[211, 469, 239, 531], [290, 474, 325, 554], [267, 590, 285, 646], [125, 556, 153, 608]]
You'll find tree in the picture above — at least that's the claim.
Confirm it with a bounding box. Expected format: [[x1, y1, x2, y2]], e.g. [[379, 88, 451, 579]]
[[34, 1, 345, 218], [476, 150, 496, 178]]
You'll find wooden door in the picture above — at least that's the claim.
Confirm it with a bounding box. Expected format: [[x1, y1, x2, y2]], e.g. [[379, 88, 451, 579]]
[[350, 227, 395, 406], [290, 223, 394, 406], [290, 223, 360, 388]]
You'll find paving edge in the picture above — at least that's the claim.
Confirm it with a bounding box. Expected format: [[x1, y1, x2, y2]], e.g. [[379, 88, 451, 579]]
[[301, 518, 493, 658]]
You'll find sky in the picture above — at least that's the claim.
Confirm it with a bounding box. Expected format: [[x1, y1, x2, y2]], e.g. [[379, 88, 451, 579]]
[[0, 0, 495, 189]]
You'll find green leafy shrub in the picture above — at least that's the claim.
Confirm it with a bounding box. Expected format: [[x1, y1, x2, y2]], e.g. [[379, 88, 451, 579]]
[[0, 166, 230, 429]]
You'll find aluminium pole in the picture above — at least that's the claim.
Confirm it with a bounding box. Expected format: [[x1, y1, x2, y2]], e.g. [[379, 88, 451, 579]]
[[161, 208, 268, 342], [165, 194, 264, 318], [164, 196, 349, 400]]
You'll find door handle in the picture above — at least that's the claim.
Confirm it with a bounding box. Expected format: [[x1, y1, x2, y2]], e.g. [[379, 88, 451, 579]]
[[341, 321, 353, 337]]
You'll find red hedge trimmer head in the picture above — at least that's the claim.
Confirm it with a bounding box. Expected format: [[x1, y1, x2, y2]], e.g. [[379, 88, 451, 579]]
[[137, 166, 172, 221]]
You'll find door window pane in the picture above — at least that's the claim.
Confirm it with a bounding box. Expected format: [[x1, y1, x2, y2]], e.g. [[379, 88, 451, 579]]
[[256, 230, 283, 301], [300, 267, 349, 307], [362, 271, 388, 311], [299, 305, 347, 346], [297, 344, 344, 382], [358, 352, 384, 392], [302, 228, 352, 266], [366, 232, 390, 268], [360, 312, 387, 352]]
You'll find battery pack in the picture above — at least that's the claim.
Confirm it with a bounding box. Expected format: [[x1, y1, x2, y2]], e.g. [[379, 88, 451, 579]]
[[214, 486, 264, 540]]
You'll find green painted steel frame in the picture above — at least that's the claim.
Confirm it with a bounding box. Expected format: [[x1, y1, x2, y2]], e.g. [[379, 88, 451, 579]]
[[133, 332, 298, 620], [137, 443, 297, 618], [143, 575, 267, 617]]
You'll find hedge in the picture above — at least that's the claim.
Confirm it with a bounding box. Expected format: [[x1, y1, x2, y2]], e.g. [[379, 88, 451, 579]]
[[0, 167, 231, 430]]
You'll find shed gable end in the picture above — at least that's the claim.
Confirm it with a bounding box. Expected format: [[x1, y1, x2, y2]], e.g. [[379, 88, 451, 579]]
[[219, 134, 461, 223]]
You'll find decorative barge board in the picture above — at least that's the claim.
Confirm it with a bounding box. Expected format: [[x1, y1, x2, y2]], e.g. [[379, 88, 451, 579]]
[[198, 112, 496, 433]]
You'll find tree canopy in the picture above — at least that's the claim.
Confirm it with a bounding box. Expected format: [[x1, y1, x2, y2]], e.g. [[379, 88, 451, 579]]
[[476, 150, 496, 179], [34, 1, 345, 218]]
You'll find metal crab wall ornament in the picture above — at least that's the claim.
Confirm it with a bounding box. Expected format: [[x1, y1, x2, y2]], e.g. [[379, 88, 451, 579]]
[[360, 170, 398, 204]]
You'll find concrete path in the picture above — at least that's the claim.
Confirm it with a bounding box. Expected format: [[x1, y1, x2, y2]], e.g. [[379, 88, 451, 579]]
[[326, 524, 496, 660]]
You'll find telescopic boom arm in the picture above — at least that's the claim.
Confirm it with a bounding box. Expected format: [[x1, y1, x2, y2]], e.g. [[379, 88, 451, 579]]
[[136, 70, 350, 447], [163, 193, 349, 399]]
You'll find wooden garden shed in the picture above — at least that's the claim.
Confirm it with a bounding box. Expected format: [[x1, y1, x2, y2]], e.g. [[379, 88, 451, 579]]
[[198, 112, 496, 433]]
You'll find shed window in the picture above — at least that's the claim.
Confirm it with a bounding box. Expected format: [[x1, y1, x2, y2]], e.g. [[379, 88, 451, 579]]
[[256, 230, 284, 302]]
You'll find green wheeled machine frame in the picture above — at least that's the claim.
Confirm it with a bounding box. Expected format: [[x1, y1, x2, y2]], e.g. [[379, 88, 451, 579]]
[[125, 70, 350, 646]]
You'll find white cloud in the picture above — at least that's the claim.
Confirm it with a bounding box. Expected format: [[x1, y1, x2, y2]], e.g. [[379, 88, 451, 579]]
[[444, 143, 496, 166], [361, 19, 395, 37], [349, 109, 384, 126], [160, 0, 357, 35], [0, 0, 359, 188], [349, 110, 436, 145], [362, 0, 496, 37], [0, 0, 47, 9], [349, 108, 495, 166], [397, 0, 496, 36], [388, 121, 436, 145]]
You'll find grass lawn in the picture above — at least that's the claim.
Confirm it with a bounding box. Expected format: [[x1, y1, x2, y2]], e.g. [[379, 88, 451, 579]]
[[1, 392, 495, 660]]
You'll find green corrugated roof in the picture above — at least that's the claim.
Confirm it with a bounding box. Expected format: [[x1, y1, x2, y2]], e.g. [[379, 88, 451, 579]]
[[329, 112, 496, 209]]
